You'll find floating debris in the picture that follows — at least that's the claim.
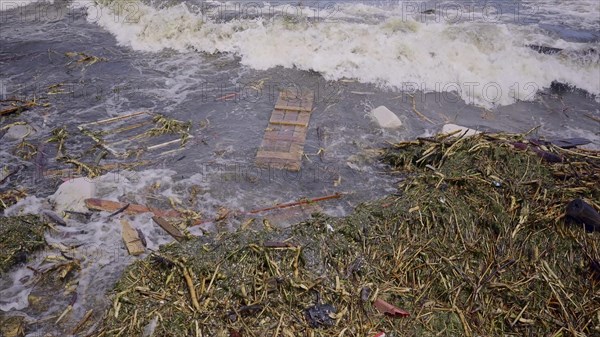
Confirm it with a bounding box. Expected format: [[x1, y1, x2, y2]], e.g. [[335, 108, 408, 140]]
[[0, 189, 28, 211], [121, 219, 145, 256], [84, 198, 181, 218], [0, 215, 47, 273], [65, 51, 106, 67], [40, 209, 67, 226], [0, 99, 44, 117]]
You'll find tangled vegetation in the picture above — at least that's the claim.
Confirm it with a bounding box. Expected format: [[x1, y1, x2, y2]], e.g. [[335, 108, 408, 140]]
[[89, 133, 599, 336], [0, 215, 47, 274]]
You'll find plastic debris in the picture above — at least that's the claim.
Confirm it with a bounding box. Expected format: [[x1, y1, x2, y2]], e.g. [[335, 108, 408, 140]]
[[304, 303, 337, 328], [566, 199, 600, 232], [441, 123, 480, 137], [50, 177, 96, 213], [3, 123, 36, 140]]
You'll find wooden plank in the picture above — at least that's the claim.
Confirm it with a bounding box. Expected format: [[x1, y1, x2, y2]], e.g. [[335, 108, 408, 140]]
[[262, 133, 306, 144], [121, 219, 145, 256], [152, 216, 185, 241], [275, 89, 314, 112], [269, 120, 308, 127], [84, 198, 181, 217], [265, 203, 321, 226], [259, 141, 292, 153], [256, 161, 301, 171], [273, 105, 312, 112], [256, 150, 302, 162]]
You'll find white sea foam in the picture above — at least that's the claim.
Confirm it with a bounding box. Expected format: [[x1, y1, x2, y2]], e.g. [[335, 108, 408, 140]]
[[84, 1, 599, 108], [522, 0, 600, 30], [0, 169, 185, 322], [0, 0, 54, 11]]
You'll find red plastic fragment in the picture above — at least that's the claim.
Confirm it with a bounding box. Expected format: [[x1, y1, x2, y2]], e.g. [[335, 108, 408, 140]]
[[373, 298, 410, 318], [229, 329, 242, 337]]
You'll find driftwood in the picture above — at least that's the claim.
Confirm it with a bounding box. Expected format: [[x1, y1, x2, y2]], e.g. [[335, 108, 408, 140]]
[[84, 198, 180, 217], [248, 193, 342, 214], [151, 216, 185, 241], [121, 219, 145, 256]]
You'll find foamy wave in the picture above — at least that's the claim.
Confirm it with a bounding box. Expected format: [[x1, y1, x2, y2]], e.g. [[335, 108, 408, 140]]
[[86, 1, 599, 107], [0, 0, 54, 11], [523, 0, 600, 30]]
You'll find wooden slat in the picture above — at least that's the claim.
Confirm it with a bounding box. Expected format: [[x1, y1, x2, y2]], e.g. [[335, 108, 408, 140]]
[[256, 150, 301, 162], [121, 219, 145, 256], [273, 105, 312, 112], [152, 216, 185, 241], [275, 89, 314, 112], [269, 120, 307, 127], [256, 160, 302, 171], [265, 203, 321, 226], [262, 133, 306, 144], [84, 198, 181, 217]]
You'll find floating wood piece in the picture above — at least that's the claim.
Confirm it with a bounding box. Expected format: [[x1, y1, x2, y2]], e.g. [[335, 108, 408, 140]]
[[84, 198, 180, 217], [248, 193, 341, 214], [264, 203, 321, 227], [121, 219, 145, 256], [152, 216, 186, 241], [78, 111, 193, 158], [256, 88, 314, 171], [0, 101, 37, 116]]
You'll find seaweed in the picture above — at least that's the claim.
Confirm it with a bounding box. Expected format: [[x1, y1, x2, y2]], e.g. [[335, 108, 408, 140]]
[[0, 215, 47, 274], [93, 133, 600, 336]]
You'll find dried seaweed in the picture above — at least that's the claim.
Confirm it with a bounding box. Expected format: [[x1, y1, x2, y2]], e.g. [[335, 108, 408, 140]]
[[93, 133, 600, 337], [0, 215, 47, 274], [136, 114, 192, 145]]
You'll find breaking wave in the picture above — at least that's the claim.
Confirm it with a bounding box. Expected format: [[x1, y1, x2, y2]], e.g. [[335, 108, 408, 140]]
[[82, 0, 599, 107]]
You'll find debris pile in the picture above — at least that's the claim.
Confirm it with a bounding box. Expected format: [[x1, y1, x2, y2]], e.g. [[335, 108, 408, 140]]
[[0, 215, 47, 274], [93, 132, 599, 336]]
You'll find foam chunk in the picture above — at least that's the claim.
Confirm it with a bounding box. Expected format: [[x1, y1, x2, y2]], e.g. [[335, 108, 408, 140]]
[[50, 177, 96, 213], [371, 106, 402, 128], [441, 124, 480, 137]]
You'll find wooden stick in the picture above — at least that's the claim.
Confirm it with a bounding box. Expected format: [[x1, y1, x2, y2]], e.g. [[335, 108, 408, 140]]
[[72, 309, 94, 335], [215, 93, 237, 101], [269, 120, 308, 127], [152, 216, 185, 241], [190, 192, 342, 227], [248, 193, 342, 214], [182, 266, 201, 311]]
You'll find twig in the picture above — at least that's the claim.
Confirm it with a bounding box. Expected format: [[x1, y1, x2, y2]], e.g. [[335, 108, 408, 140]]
[[108, 203, 130, 218]]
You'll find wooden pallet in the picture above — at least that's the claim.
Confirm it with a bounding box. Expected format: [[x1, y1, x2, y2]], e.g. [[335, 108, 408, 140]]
[[256, 89, 314, 171]]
